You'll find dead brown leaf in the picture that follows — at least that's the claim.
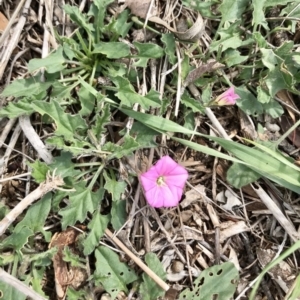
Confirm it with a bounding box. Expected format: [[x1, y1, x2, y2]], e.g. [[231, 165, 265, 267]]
[[0, 12, 8, 32]]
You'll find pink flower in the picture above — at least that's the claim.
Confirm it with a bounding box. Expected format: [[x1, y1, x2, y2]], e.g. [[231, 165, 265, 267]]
[[140, 156, 188, 208], [208, 87, 240, 106]]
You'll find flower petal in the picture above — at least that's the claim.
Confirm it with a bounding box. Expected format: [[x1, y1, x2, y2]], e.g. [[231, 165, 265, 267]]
[[144, 184, 180, 208], [153, 156, 178, 175]]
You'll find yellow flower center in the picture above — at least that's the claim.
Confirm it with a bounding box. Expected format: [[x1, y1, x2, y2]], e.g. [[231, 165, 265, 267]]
[[156, 176, 165, 186]]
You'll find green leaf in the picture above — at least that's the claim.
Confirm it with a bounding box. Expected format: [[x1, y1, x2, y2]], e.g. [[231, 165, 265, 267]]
[[46, 136, 95, 156], [27, 160, 49, 183], [265, 65, 294, 97], [103, 135, 140, 159], [133, 42, 164, 67], [130, 122, 158, 148], [59, 184, 104, 229], [111, 77, 161, 110], [49, 152, 81, 179], [103, 171, 126, 202], [263, 0, 294, 7], [0, 226, 33, 251], [93, 42, 130, 58], [223, 49, 248, 67], [92, 103, 111, 138], [257, 86, 271, 104], [0, 282, 26, 300], [161, 33, 176, 64], [227, 162, 261, 188], [1, 77, 52, 98], [63, 247, 85, 268], [262, 100, 284, 118], [252, 0, 268, 30], [28, 46, 66, 73], [103, 9, 132, 38], [235, 85, 263, 116], [111, 200, 126, 231], [260, 48, 279, 71], [210, 24, 244, 52], [83, 212, 110, 255], [181, 92, 205, 113], [64, 4, 94, 36], [31, 267, 47, 297], [94, 246, 138, 299], [179, 262, 239, 300], [288, 274, 300, 300], [120, 108, 300, 192], [78, 85, 95, 116], [32, 100, 87, 141], [0, 98, 34, 118], [182, 0, 219, 18], [219, 0, 249, 23], [140, 253, 166, 300], [66, 287, 88, 300], [30, 247, 57, 266], [15, 193, 52, 233]]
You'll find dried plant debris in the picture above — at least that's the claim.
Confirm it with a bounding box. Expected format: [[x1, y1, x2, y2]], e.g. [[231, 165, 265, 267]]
[[0, 1, 300, 300]]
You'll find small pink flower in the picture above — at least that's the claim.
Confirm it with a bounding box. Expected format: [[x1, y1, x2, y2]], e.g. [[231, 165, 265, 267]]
[[208, 87, 240, 106], [140, 156, 188, 208]]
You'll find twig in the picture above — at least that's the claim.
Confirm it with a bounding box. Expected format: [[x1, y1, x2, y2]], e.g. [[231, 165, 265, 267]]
[[0, 268, 47, 300], [105, 228, 170, 292], [0, 124, 22, 178], [0, 0, 32, 80], [251, 184, 300, 242], [18, 116, 54, 164], [0, 0, 26, 48], [0, 172, 64, 236]]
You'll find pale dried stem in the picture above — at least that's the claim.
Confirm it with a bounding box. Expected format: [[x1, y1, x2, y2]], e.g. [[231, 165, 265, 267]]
[[18, 116, 53, 164], [0, 124, 22, 178], [0, 173, 64, 236], [0, 0, 32, 80], [105, 228, 169, 292], [0, 267, 47, 300], [0, 0, 26, 48], [0, 118, 16, 147], [251, 184, 300, 242]]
